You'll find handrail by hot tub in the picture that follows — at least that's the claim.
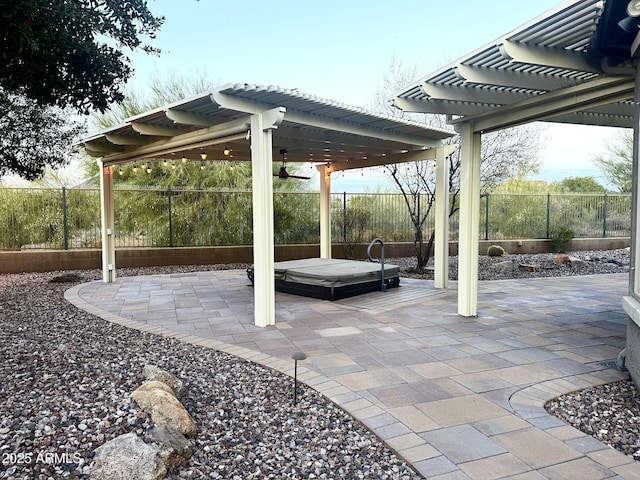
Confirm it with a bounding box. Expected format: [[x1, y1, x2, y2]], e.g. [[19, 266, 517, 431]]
[[367, 238, 386, 292]]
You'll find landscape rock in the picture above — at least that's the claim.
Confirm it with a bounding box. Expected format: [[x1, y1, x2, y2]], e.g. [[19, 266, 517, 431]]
[[90, 432, 166, 480], [491, 260, 515, 271], [518, 263, 538, 272], [147, 425, 193, 470], [567, 255, 585, 265], [142, 364, 185, 398], [137, 379, 176, 396], [131, 385, 196, 437], [553, 253, 570, 264]]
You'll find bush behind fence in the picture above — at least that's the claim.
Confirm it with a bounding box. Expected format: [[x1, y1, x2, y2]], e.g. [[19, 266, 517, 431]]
[[0, 187, 631, 251]]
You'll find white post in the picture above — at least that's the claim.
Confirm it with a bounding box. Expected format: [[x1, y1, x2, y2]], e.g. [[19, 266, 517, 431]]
[[434, 147, 450, 289], [99, 161, 116, 283], [250, 108, 284, 327], [318, 164, 332, 259], [457, 123, 481, 316]]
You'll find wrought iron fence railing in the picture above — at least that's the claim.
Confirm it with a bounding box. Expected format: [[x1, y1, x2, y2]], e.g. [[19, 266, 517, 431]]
[[0, 187, 631, 251]]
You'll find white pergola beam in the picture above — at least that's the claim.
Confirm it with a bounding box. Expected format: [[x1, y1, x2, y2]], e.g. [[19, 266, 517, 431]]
[[328, 146, 453, 172], [453, 76, 635, 133], [212, 90, 441, 148], [499, 40, 600, 73], [393, 97, 496, 116], [422, 83, 534, 104], [454, 64, 584, 91], [100, 117, 250, 165], [166, 108, 214, 127], [105, 134, 150, 146], [131, 122, 179, 137]]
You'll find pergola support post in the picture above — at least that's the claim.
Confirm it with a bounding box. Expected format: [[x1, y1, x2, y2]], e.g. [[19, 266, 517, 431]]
[[250, 108, 285, 327], [457, 123, 481, 316], [99, 162, 116, 283], [318, 164, 332, 259], [434, 147, 450, 289]]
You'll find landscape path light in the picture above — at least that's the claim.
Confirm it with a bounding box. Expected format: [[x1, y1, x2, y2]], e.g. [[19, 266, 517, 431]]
[[291, 351, 307, 405]]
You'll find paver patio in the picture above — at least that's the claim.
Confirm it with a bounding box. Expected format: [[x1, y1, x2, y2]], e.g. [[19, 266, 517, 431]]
[[65, 272, 638, 479]]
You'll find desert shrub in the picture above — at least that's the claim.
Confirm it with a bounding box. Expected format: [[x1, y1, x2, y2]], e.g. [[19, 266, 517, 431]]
[[549, 226, 574, 253], [487, 245, 505, 257]]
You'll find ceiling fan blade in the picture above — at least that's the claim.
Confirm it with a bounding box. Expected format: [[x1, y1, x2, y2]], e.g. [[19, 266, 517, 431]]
[[287, 174, 312, 180]]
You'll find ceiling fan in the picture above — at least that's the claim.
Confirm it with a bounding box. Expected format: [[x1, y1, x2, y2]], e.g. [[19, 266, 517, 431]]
[[275, 149, 311, 180]]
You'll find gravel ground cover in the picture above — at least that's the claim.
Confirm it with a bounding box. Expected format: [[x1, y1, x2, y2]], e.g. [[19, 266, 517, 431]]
[[0, 249, 636, 479], [0, 267, 417, 479]]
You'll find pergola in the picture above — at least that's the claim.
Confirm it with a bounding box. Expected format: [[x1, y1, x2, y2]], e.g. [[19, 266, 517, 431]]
[[81, 84, 455, 327], [392, 0, 640, 378]]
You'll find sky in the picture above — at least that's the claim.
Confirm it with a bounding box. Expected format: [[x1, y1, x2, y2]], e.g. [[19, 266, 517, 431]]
[[116, 0, 623, 191]]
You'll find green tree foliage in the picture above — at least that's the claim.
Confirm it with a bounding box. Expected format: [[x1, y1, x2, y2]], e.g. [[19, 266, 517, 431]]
[[593, 131, 632, 193], [551, 176, 606, 193], [492, 178, 552, 194], [0, 0, 164, 113], [0, 89, 85, 180], [488, 179, 551, 239], [0, 0, 162, 180]]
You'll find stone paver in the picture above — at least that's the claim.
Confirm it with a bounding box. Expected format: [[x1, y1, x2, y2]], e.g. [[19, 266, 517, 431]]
[[65, 271, 638, 479]]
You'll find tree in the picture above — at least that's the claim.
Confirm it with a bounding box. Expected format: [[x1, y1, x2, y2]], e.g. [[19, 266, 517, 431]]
[[0, 89, 84, 181], [0, 0, 164, 114], [552, 176, 606, 193], [593, 131, 632, 193], [371, 57, 544, 272], [0, 0, 162, 181]]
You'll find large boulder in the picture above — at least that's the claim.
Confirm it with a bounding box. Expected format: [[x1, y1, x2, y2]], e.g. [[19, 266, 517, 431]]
[[90, 432, 166, 480], [131, 385, 196, 437], [147, 425, 193, 470], [142, 364, 185, 398]]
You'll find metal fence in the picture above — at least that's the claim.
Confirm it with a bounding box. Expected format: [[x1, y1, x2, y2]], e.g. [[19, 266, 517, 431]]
[[0, 187, 631, 250]]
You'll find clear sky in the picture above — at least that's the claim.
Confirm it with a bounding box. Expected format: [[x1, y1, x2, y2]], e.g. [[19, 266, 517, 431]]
[[122, 0, 622, 191]]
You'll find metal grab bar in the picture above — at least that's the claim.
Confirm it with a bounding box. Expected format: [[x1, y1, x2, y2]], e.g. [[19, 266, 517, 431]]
[[367, 238, 386, 292]]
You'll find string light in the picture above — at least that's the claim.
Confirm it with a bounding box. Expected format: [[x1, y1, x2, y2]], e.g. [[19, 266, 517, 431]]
[[132, 163, 138, 173], [181, 156, 188, 164], [162, 159, 168, 168]]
